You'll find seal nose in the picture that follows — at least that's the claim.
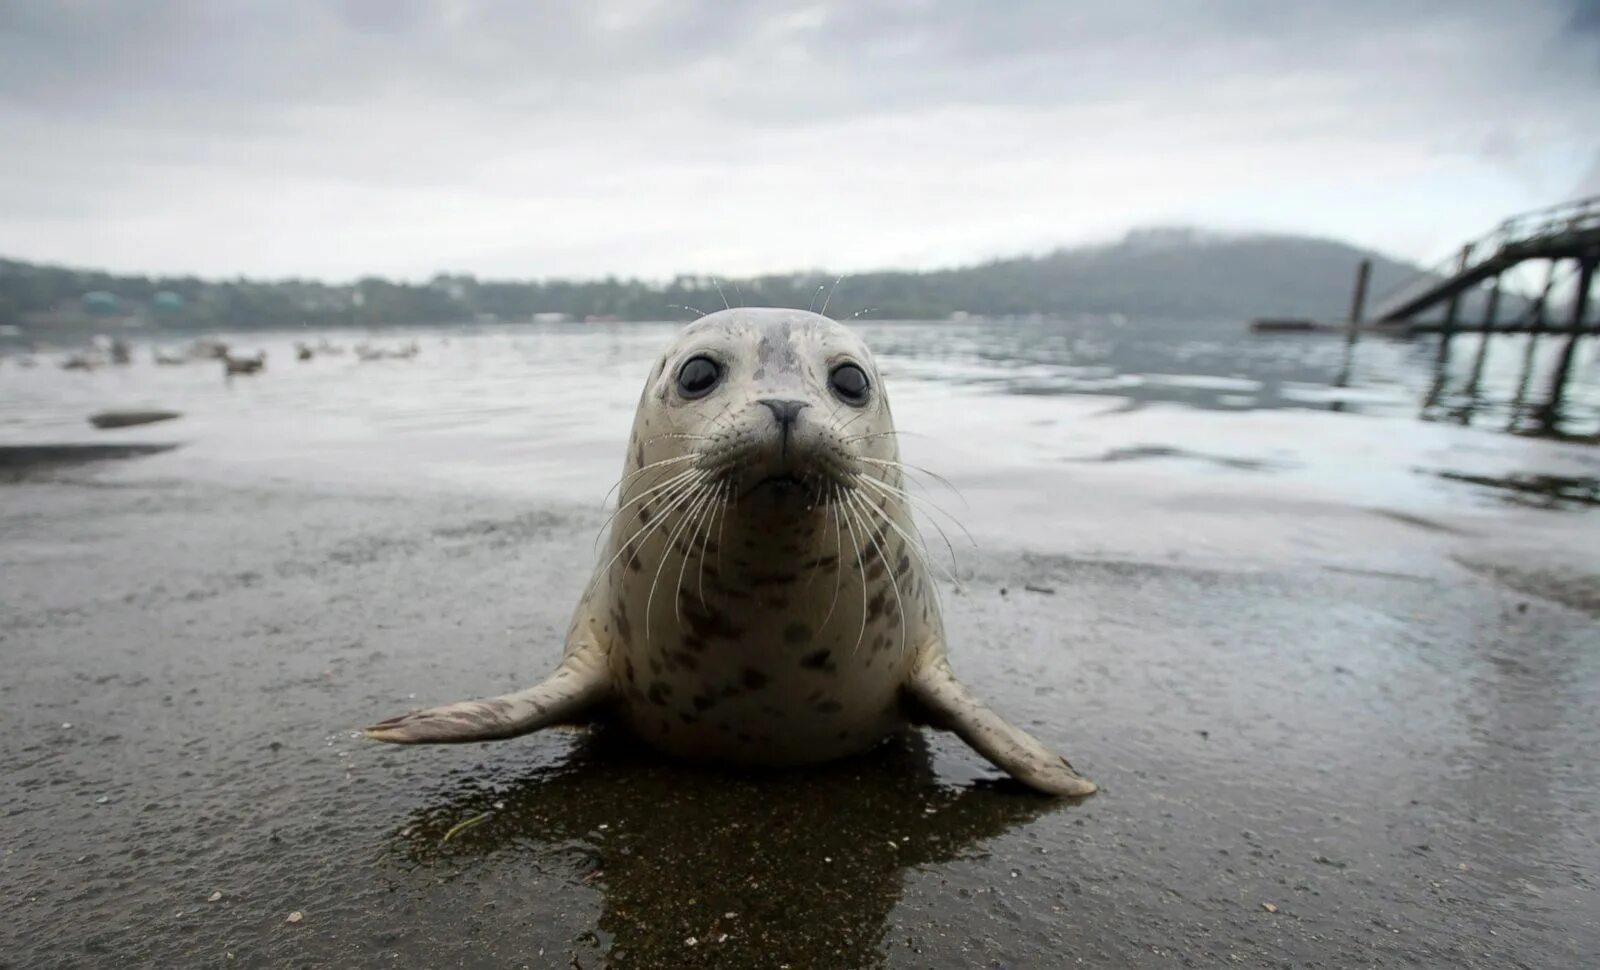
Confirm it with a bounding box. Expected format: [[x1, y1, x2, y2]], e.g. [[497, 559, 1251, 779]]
[[757, 398, 808, 431]]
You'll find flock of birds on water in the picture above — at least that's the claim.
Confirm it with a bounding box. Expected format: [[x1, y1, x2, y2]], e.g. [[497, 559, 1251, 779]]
[[9, 334, 423, 376], [0, 334, 429, 430]]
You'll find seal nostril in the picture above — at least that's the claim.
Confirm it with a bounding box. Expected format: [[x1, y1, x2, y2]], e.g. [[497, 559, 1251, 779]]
[[757, 398, 808, 429]]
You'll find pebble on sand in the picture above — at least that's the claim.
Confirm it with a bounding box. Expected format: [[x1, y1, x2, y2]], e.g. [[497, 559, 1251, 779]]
[[1262, 903, 1279, 913], [208, 891, 223, 902], [286, 911, 303, 924]]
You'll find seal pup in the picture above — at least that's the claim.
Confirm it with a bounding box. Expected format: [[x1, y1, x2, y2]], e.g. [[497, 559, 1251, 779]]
[[367, 308, 1096, 796]]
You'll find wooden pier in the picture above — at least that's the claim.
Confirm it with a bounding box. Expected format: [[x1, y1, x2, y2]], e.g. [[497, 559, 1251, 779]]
[[1370, 196, 1600, 325], [1256, 195, 1599, 435]]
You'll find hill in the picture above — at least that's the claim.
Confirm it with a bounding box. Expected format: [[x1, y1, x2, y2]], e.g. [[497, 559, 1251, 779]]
[[0, 228, 1420, 332]]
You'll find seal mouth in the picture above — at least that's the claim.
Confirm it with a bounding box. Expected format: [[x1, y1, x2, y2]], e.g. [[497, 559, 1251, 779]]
[[745, 473, 810, 499]]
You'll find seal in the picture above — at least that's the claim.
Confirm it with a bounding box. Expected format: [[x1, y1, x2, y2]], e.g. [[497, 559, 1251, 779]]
[[366, 308, 1096, 796]]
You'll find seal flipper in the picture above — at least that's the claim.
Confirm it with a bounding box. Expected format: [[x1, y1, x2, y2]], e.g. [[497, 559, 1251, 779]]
[[365, 643, 611, 744], [905, 657, 1098, 797]]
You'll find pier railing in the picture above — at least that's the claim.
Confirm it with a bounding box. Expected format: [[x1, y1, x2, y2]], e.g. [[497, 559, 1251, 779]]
[[1369, 194, 1600, 322]]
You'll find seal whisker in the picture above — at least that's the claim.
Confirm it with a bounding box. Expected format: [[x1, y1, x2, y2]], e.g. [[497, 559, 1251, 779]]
[[835, 486, 871, 656], [803, 480, 832, 591], [843, 488, 908, 661], [599, 454, 699, 510], [645, 481, 716, 647], [864, 475, 962, 621], [854, 470, 976, 554], [853, 477, 960, 622], [856, 455, 969, 509], [819, 273, 846, 317], [714, 480, 730, 579], [597, 472, 706, 581], [694, 482, 719, 608], [590, 470, 709, 588], [646, 480, 716, 630], [672, 480, 722, 627], [617, 457, 700, 502], [853, 476, 938, 567], [712, 278, 730, 310], [697, 480, 729, 609], [820, 486, 847, 628], [855, 474, 969, 581], [641, 432, 713, 445], [594, 465, 701, 553], [806, 283, 826, 313]]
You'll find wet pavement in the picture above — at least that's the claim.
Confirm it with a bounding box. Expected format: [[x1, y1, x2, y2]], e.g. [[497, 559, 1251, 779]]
[[3, 451, 1598, 968]]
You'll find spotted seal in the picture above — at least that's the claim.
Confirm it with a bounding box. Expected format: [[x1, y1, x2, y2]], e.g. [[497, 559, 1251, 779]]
[[366, 308, 1096, 796]]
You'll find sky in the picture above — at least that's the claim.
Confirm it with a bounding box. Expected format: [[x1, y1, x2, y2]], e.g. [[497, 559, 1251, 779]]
[[1, 0, 1598, 282]]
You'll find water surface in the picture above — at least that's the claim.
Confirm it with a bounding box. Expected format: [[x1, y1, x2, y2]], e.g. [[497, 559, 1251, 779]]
[[2, 317, 1595, 520]]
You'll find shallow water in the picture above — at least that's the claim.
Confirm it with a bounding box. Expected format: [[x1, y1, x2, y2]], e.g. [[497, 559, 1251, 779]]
[[3, 318, 1599, 967], [1, 317, 1596, 520]]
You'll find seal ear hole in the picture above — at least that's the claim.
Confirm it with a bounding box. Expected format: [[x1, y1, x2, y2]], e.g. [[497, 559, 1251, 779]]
[[828, 362, 871, 406], [677, 355, 723, 399]]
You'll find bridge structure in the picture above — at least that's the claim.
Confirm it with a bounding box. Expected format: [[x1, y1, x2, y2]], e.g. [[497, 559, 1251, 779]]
[[1369, 194, 1600, 328], [1338, 196, 1599, 435]]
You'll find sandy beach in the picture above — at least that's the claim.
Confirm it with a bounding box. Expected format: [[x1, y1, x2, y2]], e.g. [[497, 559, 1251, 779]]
[[3, 433, 1597, 968]]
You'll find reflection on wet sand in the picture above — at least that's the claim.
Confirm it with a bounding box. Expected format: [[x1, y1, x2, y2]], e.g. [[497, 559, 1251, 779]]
[[1432, 470, 1600, 510], [0, 442, 179, 482], [389, 730, 1067, 968]]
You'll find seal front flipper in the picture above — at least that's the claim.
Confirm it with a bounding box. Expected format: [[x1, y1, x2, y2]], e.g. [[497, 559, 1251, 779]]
[[905, 656, 1098, 797], [365, 640, 611, 744]]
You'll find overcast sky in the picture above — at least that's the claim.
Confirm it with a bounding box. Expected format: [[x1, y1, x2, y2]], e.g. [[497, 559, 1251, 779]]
[[1, 0, 1597, 281]]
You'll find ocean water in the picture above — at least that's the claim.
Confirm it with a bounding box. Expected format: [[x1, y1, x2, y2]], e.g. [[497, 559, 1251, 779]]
[[2, 317, 1596, 540]]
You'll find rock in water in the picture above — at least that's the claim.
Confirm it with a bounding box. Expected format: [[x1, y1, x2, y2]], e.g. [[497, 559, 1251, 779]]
[[88, 410, 182, 430]]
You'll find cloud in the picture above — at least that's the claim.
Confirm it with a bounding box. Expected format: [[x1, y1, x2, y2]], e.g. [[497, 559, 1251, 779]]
[[1575, 151, 1600, 196], [0, 0, 1597, 279]]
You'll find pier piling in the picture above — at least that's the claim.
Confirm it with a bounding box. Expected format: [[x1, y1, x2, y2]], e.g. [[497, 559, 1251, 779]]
[[1333, 258, 1371, 389], [1538, 250, 1597, 430], [1463, 273, 1502, 401]]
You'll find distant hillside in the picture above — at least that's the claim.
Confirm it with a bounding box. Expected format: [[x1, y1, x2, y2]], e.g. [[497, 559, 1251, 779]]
[[0, 228, 1422, 333], [803, 228, 1423, 320]]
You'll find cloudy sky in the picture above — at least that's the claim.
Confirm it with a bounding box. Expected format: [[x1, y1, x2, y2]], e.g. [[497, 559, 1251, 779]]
[[1, 0, 1597, 281]]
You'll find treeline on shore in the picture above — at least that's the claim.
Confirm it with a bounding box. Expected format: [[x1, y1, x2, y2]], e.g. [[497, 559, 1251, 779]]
[[0, 228, 1421, 332]]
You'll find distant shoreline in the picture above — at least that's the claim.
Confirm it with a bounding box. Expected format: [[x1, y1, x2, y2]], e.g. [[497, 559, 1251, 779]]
[[0, 228, 1426, 331]]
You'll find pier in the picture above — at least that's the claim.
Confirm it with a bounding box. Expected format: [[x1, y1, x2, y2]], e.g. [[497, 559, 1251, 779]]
[[1369, 195, 1600, 328], [1255, 195, 1599, 436]]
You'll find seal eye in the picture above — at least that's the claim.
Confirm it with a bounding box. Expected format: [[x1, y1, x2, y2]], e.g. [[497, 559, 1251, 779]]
[[676, 355, 722, 399], [828, 362, 871, 405]]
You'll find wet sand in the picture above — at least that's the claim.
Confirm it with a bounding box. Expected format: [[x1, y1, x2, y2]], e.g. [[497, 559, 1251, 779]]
[[3, 450, 1599, 969]]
